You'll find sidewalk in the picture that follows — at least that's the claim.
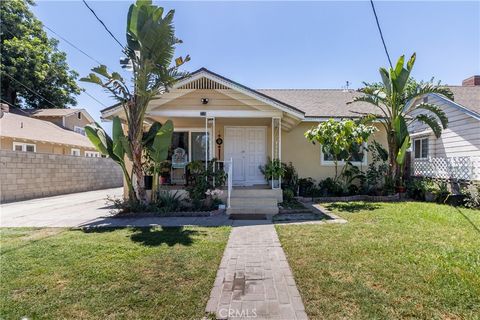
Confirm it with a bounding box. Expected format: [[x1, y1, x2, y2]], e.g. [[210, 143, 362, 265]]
[[206, 221, 308, 320]]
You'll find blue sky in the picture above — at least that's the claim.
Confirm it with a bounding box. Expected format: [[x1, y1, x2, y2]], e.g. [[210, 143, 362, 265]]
[[32, 1, 480, 133]]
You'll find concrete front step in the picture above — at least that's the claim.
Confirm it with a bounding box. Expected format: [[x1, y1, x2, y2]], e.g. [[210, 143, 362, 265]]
[[230, 197, 278, 207], [227, 206, 279, 215], [232, 188, 283, 202]]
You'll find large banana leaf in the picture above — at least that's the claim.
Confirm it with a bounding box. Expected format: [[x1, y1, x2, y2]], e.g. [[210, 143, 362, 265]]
[[396, 135, 411, 166], [150, 120, 174, 163], [85, 123, 112, 157]]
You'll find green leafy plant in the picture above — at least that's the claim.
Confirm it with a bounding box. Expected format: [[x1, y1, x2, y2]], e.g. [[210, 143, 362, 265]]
[[1, 0, 81, 108], [81, 0, 189, 203], [85, 117, 134, 200], [282, 162, 299, 193], [155, 190, 183, 214], [298, 178, 316, 197], [259, 158, 286, 182], [349, 53, 453, 185], [186, 160, 226, 210], [365, 141, 389, 194], [305, 119, 377, 181], [461, 183, 480, 209]]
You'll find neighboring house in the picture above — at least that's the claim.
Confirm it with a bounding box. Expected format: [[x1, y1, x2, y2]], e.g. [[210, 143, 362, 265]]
[[28, 108, 95, 136], [101, 68, 390, 215], [0, 104, 99, 157], [409, 75, 480, 181]]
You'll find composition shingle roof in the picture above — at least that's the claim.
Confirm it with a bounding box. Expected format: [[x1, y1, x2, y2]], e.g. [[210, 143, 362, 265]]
[[446, 86, 480, 115], [0, 112, 95, 149], [28, 108, 81, 117], [257, 89, 381, 118]]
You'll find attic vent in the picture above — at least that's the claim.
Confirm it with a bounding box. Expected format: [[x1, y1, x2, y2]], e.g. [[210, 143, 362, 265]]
[[178, 77, 229, 90]]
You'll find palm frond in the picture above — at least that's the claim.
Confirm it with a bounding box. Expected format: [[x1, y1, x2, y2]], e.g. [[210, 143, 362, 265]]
[[415, 114, 443, 138], [406, 83, 454, 102]]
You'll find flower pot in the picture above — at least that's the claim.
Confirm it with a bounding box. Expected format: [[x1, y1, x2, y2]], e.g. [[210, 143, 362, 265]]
[[160, 176, 167, 185], [144, 175, 153, 190], [270, 180, 280, 189], [395, 185, 406, 194]]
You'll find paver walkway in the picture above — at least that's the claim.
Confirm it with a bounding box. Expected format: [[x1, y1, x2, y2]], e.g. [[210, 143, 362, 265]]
[[206, 222, 308, 320]]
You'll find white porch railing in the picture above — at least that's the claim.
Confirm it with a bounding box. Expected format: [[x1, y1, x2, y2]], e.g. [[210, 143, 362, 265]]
[[412, 156, 480, 181], [216, 158, 233, 208]]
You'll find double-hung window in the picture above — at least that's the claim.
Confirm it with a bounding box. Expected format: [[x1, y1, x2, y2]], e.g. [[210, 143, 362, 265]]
[[13, 142, 36, 152], [414, 138, 429, 159]]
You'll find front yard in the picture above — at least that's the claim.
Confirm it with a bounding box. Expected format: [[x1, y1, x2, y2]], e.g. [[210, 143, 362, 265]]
[[277, 202, 480, 319], [0, 226, 230, 319]]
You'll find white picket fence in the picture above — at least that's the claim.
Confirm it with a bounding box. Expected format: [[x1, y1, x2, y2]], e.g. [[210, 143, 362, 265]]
[[412, 156, 480, 181]]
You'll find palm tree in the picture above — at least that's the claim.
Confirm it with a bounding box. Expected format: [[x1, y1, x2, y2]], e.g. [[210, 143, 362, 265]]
[[349, 53, 453, 185], [81, 0, 189, 203]]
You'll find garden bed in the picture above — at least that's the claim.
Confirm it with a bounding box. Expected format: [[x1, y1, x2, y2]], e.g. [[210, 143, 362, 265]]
[[296, 193, 400, 203], [112, 209, 224, 218]]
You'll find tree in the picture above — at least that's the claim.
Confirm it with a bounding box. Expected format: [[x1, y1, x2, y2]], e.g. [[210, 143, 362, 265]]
[[0, 0, 81, 108], [349, 53, 453, 185], [305, 119, 377, 181], [81, 0, 189, 203]]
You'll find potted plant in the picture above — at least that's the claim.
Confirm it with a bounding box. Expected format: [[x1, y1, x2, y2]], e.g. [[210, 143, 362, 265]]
[[143, 160, 154, 191], [259, 158, 285, 188], [159, 161, 171, 185]]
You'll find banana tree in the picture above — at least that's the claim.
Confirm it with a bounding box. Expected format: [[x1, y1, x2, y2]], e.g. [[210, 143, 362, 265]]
[[81, 0, 189, 203], [143, 120, 174, 201], [349, 53, 453, 184], [85, 117, 135, 200]]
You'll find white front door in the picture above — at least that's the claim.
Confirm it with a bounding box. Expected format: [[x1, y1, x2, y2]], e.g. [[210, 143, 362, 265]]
[[225, 126, 267, 185]]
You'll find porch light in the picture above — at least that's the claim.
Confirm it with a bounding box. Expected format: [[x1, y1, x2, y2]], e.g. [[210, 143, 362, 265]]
[[201, 98, 209, 105]]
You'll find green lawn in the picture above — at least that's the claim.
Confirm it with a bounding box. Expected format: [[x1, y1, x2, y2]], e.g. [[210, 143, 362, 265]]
[[0, 226, 230, 320], [276, 202, 480, 320]]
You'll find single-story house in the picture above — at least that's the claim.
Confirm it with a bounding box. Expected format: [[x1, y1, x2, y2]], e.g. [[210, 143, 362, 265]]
[[101, 68, 389, 215], [409, 75, 480, 180], [0, 105, 99, 157]]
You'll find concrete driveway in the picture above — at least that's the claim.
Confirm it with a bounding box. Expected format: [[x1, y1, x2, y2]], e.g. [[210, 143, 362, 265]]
[[0, 188, 123, 227]]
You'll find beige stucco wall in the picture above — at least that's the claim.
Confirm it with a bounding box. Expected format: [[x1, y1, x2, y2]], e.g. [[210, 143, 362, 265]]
[[0, 150, 123, 203], [0, 136, 95, 156], [282, 122, 388, 181]]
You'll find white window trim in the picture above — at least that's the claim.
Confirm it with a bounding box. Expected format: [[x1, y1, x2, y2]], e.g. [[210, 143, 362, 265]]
[[71, 148, 81, 156], [173, 128, 213, 162], [320, 147, 368, 166], [413, 137, 429, 160], [85, 151, 100, 157], [13, 142, 36, 152], [74, 126, 86, 135]]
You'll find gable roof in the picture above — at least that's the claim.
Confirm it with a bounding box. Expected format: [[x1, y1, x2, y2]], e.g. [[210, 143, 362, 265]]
[[0, 112, 95, 149], [100, 68, 480, 122], [29, 108, 95, 123]]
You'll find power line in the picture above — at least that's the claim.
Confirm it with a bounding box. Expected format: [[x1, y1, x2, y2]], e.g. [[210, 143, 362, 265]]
[[83, 91, 108, 108], [2, 72, 61, 108], [43, 24, 105, 67], [82, 0, 125, 50], [370, 0, 393, 69]]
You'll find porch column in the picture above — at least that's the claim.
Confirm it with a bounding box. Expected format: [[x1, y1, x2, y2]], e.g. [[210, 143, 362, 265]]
[[205, 116, 215, 169], [271, 117, 281, 189]]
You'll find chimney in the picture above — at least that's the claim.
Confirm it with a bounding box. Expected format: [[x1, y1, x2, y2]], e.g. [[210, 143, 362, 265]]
[[0, 103, 9, 113], [462, 75, 480, 86]]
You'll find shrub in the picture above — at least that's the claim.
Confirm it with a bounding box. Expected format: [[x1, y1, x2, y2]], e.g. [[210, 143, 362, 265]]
[[283, 188, 295, 202], [282, 162, 299, 193], [155, 190, 183, 213], [318, 177, 344, 196], [298, 178, 316, 197], [461, 183, 480, 209], [186, 159, 226, 210]]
